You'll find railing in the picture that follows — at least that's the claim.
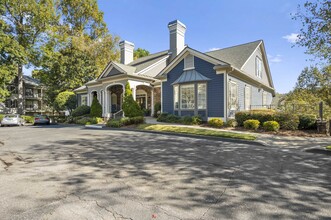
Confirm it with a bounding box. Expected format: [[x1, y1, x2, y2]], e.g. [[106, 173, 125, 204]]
[[112, 109, 123, 120], [25, 94, 42, 99]]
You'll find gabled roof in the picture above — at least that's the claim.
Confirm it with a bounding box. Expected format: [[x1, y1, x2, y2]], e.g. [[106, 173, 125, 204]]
[[206, 40, 262, 70], [23, 75, 41, 86]]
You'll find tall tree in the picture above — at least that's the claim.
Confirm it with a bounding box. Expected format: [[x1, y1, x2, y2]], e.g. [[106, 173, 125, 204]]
[[294, 0, 331, 62], [0, 0, 57, 114], [134, 48, 150, 60]]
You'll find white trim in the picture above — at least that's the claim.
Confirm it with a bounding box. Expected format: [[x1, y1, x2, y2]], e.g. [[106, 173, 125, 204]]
[[241, 41, 262, 70], [184, 54, 194, 70], [224, 73, 227, 120], [244, 85, 251, 110], [135, 56, 169, 75], [160, 82, 163, 112]]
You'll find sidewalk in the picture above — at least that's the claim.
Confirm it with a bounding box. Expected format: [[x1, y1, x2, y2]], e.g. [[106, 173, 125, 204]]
[[144, 117, 331, 150]]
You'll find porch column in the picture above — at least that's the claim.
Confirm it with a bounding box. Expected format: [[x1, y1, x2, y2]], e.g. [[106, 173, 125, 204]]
[[132, 86, 136, 101], [151, 88, 154, 116]]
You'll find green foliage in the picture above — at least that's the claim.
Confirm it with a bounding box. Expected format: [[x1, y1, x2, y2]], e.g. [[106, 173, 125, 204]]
[[157, 113, 180, 123], [243, 120, 260, 130], [54, 91, 77, 113], [90, 96, 102, 117], [153, 102, 161, 118], [106, 119, 122, 128], [299, 114, 317, 130], [134, 48, 150, 60], [208, 118, 224, 128], [294, 1, 331, 62], [72, 105, 91, 117], [0, 114, 4, 122], [225, 119, 237, 127], [191, 116, 202, 125], [22, 116, 34, 124], [96, 117, 104, 124], [263, 121, 280, 132], [122, 82, 143, 117], [76, 117, 98, 125], [274, 112, 299, 130], [235, 110, 275, 126], [181, 116, 193, 125]]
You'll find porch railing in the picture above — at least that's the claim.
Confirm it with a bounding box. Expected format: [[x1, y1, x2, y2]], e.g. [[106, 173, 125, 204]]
[[113, 109, 123, 120]]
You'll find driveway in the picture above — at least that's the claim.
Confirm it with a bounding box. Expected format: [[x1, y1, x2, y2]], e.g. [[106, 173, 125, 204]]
[[0, 125, 330, 219]]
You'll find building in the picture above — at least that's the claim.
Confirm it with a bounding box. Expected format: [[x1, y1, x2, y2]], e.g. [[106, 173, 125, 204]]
[[0, 75, 47, 115], [75, 20, 275, 121]]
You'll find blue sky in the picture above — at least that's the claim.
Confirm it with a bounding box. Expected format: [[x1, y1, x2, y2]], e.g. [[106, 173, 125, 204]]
[[97, 0, 314, 94]]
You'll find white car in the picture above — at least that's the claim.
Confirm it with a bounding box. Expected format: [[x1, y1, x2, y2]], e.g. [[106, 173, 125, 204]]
[[1, 114, 25, 127]]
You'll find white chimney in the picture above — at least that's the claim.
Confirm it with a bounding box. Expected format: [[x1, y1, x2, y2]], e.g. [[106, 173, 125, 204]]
[[168, 20, 186, 60], [119, 40, 134, 64]]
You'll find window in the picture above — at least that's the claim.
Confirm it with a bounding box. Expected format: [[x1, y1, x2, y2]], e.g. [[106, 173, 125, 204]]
[[244, 86, 251, 110], [184, 54, 194, 70], [198, 83, 207, 109], [81, 95, 87, 106], [25, 88, 33, 97], [228, 81, 238, 110], [174, 85, 179, 109], [262, 91, 267, 106], [256, 57, 262, 78], [180, 84, 195, 109]]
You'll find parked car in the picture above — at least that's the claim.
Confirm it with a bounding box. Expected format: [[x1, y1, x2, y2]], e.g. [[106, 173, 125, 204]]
[[0, 114, 25, 127], [34, 115, 50, 125]]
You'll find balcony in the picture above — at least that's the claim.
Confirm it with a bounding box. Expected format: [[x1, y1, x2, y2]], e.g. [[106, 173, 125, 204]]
[[25, 93, 42, 99]]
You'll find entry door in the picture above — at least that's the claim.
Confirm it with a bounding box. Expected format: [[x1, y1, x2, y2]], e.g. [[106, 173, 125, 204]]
[[136, 95, 146, 109]]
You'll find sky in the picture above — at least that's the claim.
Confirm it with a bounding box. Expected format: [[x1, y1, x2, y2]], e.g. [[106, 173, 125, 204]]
[[96, 0, 315, 94]]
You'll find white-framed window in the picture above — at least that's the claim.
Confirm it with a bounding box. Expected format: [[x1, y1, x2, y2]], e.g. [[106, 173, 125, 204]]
[[262, 91, 268, 106], [228, 81, 238, 110], [244, 85, 251, 110], [81, 95, 87, 106], [256, 56, 262, 79], [180, 84, 195, 109], [184, 54, 194, 70], [174, 85, 179, 109], [197, 83, 207, 109]]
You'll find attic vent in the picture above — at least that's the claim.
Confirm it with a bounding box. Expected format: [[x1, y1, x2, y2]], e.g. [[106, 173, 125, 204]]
[[184, 54, 194, 70]]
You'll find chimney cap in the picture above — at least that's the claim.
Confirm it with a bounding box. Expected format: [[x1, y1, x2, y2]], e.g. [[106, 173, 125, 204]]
[[119, 40, 134, 48], [168, 20, 186, 29]]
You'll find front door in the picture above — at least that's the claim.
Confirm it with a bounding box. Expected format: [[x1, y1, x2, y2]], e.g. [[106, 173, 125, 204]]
[[136, 95, 146, 110]]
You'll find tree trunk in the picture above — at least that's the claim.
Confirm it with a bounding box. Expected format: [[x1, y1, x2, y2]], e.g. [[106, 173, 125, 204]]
[[17, 65, 24, 115]]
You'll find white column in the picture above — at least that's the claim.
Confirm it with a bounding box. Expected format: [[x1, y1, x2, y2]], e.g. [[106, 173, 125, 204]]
[[87, 92, 90, 106], [132, 86, 137, 101], [151, 88, 154, 116]]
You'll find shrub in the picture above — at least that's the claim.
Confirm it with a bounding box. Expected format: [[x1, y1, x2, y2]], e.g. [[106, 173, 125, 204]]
[[122, 82, 143, 117], [263, 121, 280, 132], [106, 119, 122, 128], [157, 113, 181, 123], [243, 119, 260, 130], [120, 117, 131, 126], [191, 115, 202, 125], [22, 115, 34, 123], [76, 117, 97, 125], [274, 112, 299, 130], [130, 116, 144, 124], [181, 116, 193, 125], [208, 118, 224, 128], [225, 119, 237, 127], [235, 110, 275, 126], [157, 113, 169, 122], [96, 117, 104, 124], [299, 114, 317, 130], [72, 105, 90, 117], [153, 102, 161, 118], [90, 96, 102, 117], [0, 114, 4, 122]]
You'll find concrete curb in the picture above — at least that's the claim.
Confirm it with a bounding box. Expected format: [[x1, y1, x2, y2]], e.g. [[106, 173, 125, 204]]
[[85, 124, 103, 129]]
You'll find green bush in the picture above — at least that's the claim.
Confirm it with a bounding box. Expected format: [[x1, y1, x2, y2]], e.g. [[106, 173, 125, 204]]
[[225, 119, 237, 127], [96, 117, 103, 124], [22, 115, 34, 123], [181, 116, 193, 125], [299, 114, 317, 130], [157, 113, 181, 123], [243, 119, 260, 130], [263, 121, 280, 132], [106, 119, 122, 128], [191, 116, 202, 125], [157, 113, 169, 122], [76, 117, 98, 125], [90, 96, 102, 117], [274, 112, 299, 130], [154, 102, 161, 118], [130, 116, 144, 124], [122, 82, 143, 117], [120, 117, 131, 126], [72, 105, 90, 117], [208, 118, 224, 128], [235, 110, 275, 126], [0, 114, 4, 122]]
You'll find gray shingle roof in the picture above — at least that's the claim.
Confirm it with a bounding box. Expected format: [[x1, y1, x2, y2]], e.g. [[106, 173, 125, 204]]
[[129, 50, 169, 73], [172, 70, 211, 85], [206, 40, 262, 69], [113, 62, 136, 75], [23, 75, 40, 86]]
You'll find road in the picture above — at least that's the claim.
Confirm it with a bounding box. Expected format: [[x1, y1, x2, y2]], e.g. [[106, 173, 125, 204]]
[[0, 125, 330, 219]]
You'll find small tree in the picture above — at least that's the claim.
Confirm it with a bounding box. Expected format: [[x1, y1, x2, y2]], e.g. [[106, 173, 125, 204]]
[[90, 96, 102, 117], [122, 82, 143, 117], [54, 91, 77, 114]]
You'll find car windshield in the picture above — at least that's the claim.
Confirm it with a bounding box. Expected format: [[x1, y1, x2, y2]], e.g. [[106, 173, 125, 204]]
[[5, 115, 17, 118]]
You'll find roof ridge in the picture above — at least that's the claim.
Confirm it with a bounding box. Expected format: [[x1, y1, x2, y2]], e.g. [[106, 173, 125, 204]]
[[206, 39, 262, 53], [129, 50, 169, 66]]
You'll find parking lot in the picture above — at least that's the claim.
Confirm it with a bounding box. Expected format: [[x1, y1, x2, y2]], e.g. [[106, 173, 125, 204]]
[[0, 125, 330, 219]]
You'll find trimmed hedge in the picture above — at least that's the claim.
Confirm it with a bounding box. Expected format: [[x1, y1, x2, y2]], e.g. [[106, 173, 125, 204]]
[[72, 105, 90, 117], [225, 119, 237, 127], [235, 110, 275, 126], [298, 114, 317, 130], [76, 117, 98, 125], [263, 121, 280, 132], [208, 118, 224, 128], [107, 120, 122, 128], [274, 112, 299, 130], [22, 115, 34, 123], [106, 116, 145, 128], [157, 113, 202, 125], [243, 119, 260, 130]]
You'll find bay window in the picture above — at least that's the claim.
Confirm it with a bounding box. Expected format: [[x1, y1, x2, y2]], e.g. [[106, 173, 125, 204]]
[[173, 83, 207, 111], [174, 85, 179, 109], [180, 84, 195, 109], [197, 83, 207, 109]]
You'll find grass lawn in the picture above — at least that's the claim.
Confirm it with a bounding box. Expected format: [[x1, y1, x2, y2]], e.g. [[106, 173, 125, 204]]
[[138, 124, 257, 141], [326, 146, 331, 150]]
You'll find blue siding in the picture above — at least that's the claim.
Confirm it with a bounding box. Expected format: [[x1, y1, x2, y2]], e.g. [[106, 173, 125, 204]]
[[162, 56, 224, 117]]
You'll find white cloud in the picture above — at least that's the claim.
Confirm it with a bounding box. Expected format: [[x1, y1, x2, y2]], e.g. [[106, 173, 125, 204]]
[[282, 33, 299, 43], [207, 47, 220, 52], [268, 54, 282, 63]]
